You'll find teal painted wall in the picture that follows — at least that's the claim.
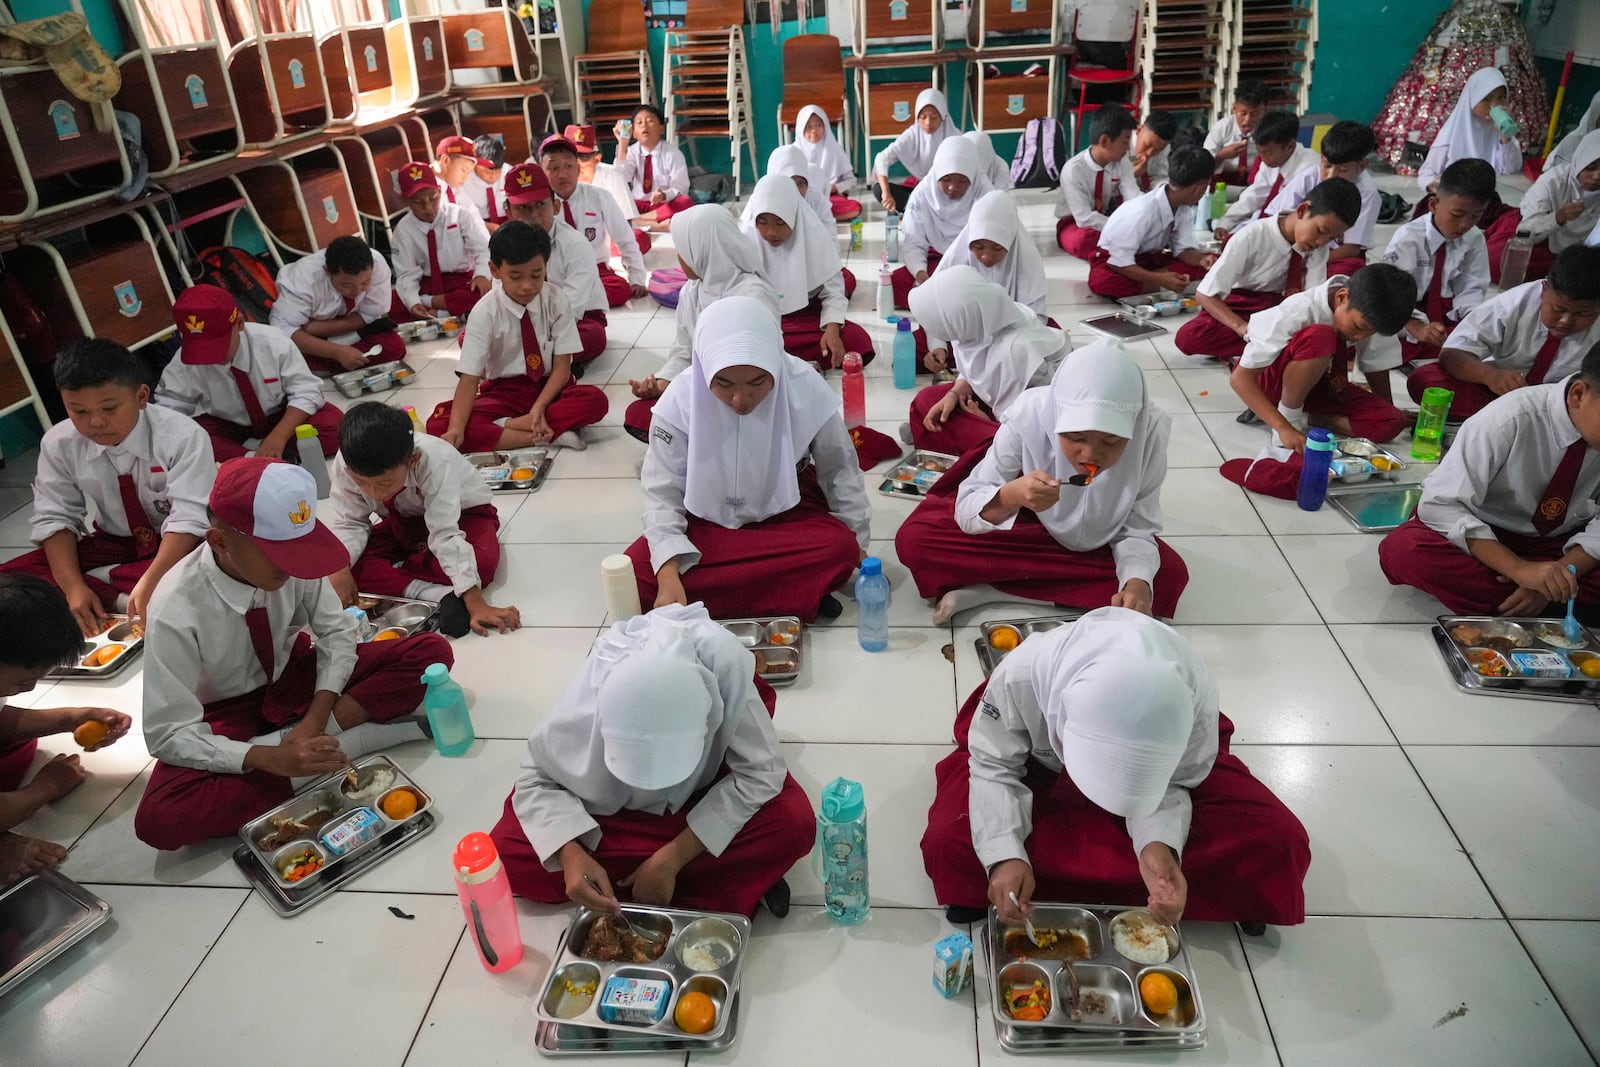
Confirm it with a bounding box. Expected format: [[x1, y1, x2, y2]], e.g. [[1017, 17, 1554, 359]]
[[11, 0, 124, 56], [1305, 0, 1454, 123]]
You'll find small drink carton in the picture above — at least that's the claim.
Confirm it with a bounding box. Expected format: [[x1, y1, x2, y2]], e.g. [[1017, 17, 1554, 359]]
[[933, 932, 973, 998]]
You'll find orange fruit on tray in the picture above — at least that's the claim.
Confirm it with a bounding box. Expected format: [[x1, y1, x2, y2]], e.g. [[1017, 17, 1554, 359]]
[[372, 628, 404, 641], [380, 788, 419, 820], [1139, 972, 1179, 1016], [987, 626, 1021, 651], [1581, 659, 1600, 679], [73, 720, 110, 748], [83, 644, 125, 667], [674, 991, 716, 1034]]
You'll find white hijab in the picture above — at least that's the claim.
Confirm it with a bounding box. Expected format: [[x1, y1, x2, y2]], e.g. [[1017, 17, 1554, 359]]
[[963, 129, 1014, 191], [1549, 90, 1600, 170], [766, 144, 833, 225], [653, 295, 839, 529], [936, 190, 1048, 319], [740, 174, 842, 315], [903, 137, 992, 252], [909, 265, 1065, 419], [795, 104, 854, 188], [1002, 340, 1170, 552], [672, 204, 779, 323], [1432, 68, 1509, 167], [891, 87, 958, 179], [527, 603, 755, 815]]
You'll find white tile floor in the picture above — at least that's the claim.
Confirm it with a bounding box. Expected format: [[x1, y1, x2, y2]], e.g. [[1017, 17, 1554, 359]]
[[1, 167, 1596, 1067]]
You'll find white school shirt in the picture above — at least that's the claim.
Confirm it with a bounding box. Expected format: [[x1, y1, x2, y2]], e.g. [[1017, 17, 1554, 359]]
[[1442, 280, 1600, 381], [1265, 165, 1382, 250], [1058, 148, 1134, 229], [142, 547, 359, 774], [512, 604, 788, 865], [954, 386, 1169, 587], [460, 169, 507, 226], [640, 410, 870, 575], [457, 283, 582, 382], [616, 139, 688, 201], [1204, 114, 1254, 177], [328, 434, 495, 596], [873, 123, 954, 182], [1097, 185, 1196, 268], [1416, 130, 1523, 192], [270, 248, 394, 332], [1381, 215, 1491, 325], [1240, 278, 1402, 375], [1418, 377, 1600, 557], [31, 405, 213, 545], [587, 162, 636, 217], [1196, 214, 1329, 299], [156, 324, 324, 427], [1219, 143, 1319, 231], [391, 202, 492, 310], [561, 181, 648, 285], [548, 214, 608, 317], [1517, 161, 1600, 254], [967, 612, 1219, 869]]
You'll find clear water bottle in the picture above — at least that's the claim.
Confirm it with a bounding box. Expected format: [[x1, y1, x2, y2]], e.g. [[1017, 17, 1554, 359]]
[[855, 556, 890, 651], [1296, 428, 1336, 512], [892, 318, 917, 389], [815, 776, 869, 924], [453, 831, 524, 972], [841, 352, 866, 427], [1499, 230, 1534, 289], [884, 211, 900, 261], [421, 662, 475, 757], [293, 424, 331, 498]]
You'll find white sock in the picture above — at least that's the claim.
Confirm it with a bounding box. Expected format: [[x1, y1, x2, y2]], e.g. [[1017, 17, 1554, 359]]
[[404, 580, 451, 602], [1272, 404, 1306, 449], [932, 585, 1048, 625], [553, 430, 587, 451], [329, 718, 429, 761]]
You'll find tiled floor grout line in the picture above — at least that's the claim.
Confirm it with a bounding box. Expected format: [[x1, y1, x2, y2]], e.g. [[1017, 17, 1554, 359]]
[[122, 887, 253, 1067], [1231, 923, 1288, 1067], [399, 926, 469, 1067]]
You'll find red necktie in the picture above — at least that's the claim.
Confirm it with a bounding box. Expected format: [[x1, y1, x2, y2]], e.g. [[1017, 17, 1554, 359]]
[[563, 197, 576, 229], [1259, 174, 1284, 218], [1093, 169, 1104, 214], [486, 186, 499, 223], [117, 473, 159, 559], [521, 308, 543, 379], [425, 230, 444, 298], [382, 490, 429, 554], [445, 185, 456, 204], [1285, 250, 1306, 296], [341, 293, 357, 313], [1422, 241, 1448, 324], [1138, 171, 1151, 192], [230, 366, 271, 438], [642, 153, 654, 195], [245, 605, 276, 680], [1533, 438, 1589, 535], [1527, 332, 1562, 385]]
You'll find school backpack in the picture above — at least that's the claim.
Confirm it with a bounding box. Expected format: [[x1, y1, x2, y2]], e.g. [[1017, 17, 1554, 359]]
[[195, 246, 278, 323], [686, 166, 733, 204], [1010, 116, 1069, 190]]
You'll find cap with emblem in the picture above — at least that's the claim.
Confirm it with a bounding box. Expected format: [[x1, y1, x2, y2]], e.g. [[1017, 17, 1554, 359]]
[[563, 123, 599, 154], [503, 162, 553, 205], [397, 161, 439, 198], [209, 457, 350, 579], [171, 284, 242, 366], [434, 134, 475, 160]]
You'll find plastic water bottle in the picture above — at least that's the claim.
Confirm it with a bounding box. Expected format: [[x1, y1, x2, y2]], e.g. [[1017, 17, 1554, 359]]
[[815, 776, 869, 924], [1296, 428, 1336, 512], [892, 318, 917, 389], [1499, 230, 1534, 289], [1411, 386, 1453, 462], [1209, 181, 1228, 227], [849, 219, 864, 251], [293, 424, 331, 498], [877, 260, 894, 320], [884, 211, 900, 261], [453, 832, 524, 973], [421, 662, 475, 757], [841, 352, 866, 428], [403, 405, 425, 434], [855, 556, 890, 651]]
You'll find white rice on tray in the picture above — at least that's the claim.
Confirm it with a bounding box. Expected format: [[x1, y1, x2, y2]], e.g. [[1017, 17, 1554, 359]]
[[1112, 913, 1172, 965]]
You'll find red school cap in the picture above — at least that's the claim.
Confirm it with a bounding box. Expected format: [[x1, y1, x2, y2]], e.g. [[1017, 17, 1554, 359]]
[[397, 161, 440, 198], [172, 284, 241, 365], [209, 457, 350, 580], [503, 162, 553, 205], [563, 123, 599, 154]]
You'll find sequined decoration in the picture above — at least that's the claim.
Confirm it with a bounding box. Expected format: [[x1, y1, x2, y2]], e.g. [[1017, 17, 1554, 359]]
[[1372, 0, 1551, 173]]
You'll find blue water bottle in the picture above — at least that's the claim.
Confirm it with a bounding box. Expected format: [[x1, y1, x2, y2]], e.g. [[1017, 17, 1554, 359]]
[[815, 776, 869, 924], [1296, 428, 1336, 512], [892, 318, 917, 390], [855, 556, 889, 651], [421, 662, 475, 756]]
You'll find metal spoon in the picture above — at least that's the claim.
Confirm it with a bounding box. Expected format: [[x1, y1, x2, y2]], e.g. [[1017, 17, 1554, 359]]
[[1010, 891, 1080, 1010], [1009, 891, 1043, 947], [583, 873, 650, 943]]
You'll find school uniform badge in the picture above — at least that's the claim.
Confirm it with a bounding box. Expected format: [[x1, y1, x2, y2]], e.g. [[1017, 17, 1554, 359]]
[[1540, 497, 1567, 522], [585, 226, 597, 241], [113, 280, 141, 317]]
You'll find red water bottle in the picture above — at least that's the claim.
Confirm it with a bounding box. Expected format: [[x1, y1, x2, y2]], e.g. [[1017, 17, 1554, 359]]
[[841, 352, 866, 428], [453, 832, 524, 972]]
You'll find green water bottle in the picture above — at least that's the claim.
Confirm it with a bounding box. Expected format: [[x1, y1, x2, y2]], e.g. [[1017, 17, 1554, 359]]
[[1411, 387, 1453, 462], [1209, 181, 1228, 224]]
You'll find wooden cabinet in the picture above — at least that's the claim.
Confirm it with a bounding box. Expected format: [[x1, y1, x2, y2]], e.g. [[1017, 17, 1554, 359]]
[[227, 34, 332, 146], [0, 66, 128, 222], [11, 215, 176, 352], [236, 148, 359, 256]]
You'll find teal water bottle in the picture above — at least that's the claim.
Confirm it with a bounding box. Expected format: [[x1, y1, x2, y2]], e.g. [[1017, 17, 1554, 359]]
[[421, 662, 474, 757], [815, 777, 869, 923], [892, 318, 917, 389]]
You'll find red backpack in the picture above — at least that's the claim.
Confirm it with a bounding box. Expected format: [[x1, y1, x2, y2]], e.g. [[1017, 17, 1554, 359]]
[[195, 246, 278, 323]]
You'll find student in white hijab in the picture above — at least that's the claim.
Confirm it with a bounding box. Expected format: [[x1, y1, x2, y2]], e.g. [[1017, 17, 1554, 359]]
[[874, 86, 957, 212], [489, 602, 816, 918], [920, 607, 1311, 930], [923, 191, 1051, 370], [1512, 130, 1600, 273], [1549, 91, 1600, 170], [625, 296, 870, 621], [795, 103, 862, 221], [623, 206, 779, 442], [904, 266, 1069, 457], [740, 175, 874, 371], [892, 137, 993, 309], [1417, 68, 1524, 195], [897, 340, 1188, 624], [766, 144, 835, 227], [964, 129, 1015, 192]]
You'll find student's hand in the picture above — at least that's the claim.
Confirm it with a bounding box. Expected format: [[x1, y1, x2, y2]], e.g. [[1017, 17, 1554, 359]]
[[1212, 226, 1231, 243], [619, 846, 681, 906], [1139, 842, 1188, 926], [1156, 270, 1191, 293], [1197, 253, 1219, 270], [630, 375, 664, 400], [329, 568, 359, 608], [330, 343, 371, 372], [1409, 320, 1448, 347], [1223, 140, 1247, 161], [1496, 584, 1549, 617], [1557, 201, 1587, 224], [440, 426, 466, 451], [1111, 578, 1155, 616], [264, 733, 349, 778], [988, 858, 1035, 922], [471, 275, 492, 295], [254, 430, 290, 460], [1130, 153, 1149, 178], [469, 601, 522, 636], [924, 347, 951, 372], [127, 571, 160, 626], [650, 191, 666, 206], [1487, 368, 1529, 395], [1005, 471, 1063, 512], [64, 584, 108, 638], [1276, 425, 1308, 455], [957, 394, 994, 423], [879, 185, 896, 213], [820, 325, 845, 370], [560, 841, 620, 912], [914, 270, 929, 285], [32, 753, 87, 801], [630, 283, 648, 300], [655, 567, 690, 609], [923, 389, 963, 431], [525, 409, 554, 444], [1509, 559, 1580, 605], [71, 707, 131, 751], [612, 121, 631, 146], [409, 303, 433, 319]]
